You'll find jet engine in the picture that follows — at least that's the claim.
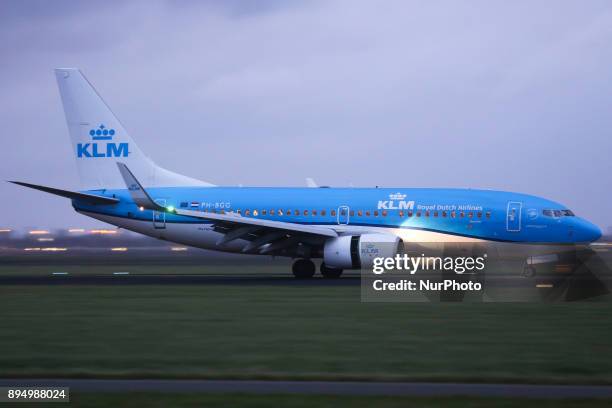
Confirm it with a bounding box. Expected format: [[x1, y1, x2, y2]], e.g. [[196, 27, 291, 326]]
[[323, 233, 403, 269]]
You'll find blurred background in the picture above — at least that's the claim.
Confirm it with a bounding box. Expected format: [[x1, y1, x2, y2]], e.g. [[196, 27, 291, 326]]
[[1, 0, 611, 231], [2, 1, 612, 406]]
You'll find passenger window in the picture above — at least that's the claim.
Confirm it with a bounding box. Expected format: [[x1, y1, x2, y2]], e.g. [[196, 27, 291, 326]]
[[286, 209, 291, 216], [468, 212, 473, 218], [399, 211, 404, 217], [450, 211, 455, 218], [425, 211, 430, 217], [321, 210, 327, 216], [408, 211, 413, 217], [433, 211, 438, 217], [294, 210, 299, 216], [486, 211, 491, 219], [358, 210, 363, 216], [416, 211, 421, 217], [269, 209, 275, 216], [245, 210, 251, 216], [374, 211, 379, 217], [477, 212, 482, 218], [237, 209, 242, 215], [331, 210, 336, 216], [278, 209, 283, 216], [442, 211, 447, 217], [312, 209, 317, 216], [365, 211, 370, 216], [304, 210, 309, 216], [381, 210, 387, 216], [253, 210, 259, 216], [262, 210, 267, 216], [460, 212, 464, 218]]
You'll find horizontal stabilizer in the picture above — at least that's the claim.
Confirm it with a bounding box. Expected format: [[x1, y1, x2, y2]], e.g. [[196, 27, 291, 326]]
[[9, 181, 119, 205]]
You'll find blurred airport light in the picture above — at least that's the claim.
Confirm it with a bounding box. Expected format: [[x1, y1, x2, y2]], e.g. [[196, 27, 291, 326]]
[[110, 247, 128, 251], [29, 230, 50, 235], [171, 247, 188, 251], [68, 228, 86, 233], [90, 229, 118, 235], [0, 228, 12, 233]]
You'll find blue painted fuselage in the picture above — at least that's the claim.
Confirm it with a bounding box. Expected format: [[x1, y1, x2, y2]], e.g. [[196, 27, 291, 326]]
[[74, 187, 602, 244]]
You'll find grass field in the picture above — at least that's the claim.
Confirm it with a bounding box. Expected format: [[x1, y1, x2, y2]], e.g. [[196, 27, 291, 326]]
[[1, 267, 612, 384], [17, 393, 612, 408]]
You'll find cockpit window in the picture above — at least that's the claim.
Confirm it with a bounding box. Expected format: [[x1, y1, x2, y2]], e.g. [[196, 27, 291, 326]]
[[543, 209, 574, 217]]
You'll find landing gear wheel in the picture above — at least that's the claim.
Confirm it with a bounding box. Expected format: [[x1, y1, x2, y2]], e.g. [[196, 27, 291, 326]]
[[292, 259, 315, 279], [320, 263, 343, 279], [522, 266, 536, 278]]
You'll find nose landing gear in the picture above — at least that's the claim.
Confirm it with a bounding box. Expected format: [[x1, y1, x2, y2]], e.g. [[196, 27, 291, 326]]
[[522, 265, 536, 278]]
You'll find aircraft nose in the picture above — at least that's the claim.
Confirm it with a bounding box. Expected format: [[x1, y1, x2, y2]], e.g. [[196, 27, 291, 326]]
[[575, 218, 602, 243]]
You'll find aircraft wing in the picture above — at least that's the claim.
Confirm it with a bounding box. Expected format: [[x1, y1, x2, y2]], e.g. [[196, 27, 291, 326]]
[[172, 207, 338, 238], [117, 163, 337, 254]]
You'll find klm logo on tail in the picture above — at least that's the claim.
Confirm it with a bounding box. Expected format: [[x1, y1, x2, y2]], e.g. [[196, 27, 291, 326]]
[[77, 124, 129, 158]]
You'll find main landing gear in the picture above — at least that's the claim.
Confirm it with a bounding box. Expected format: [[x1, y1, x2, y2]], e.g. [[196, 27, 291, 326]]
[[291, 259, 344, 279], [292, 259, 316, 279], [320, 263, 343, 279]]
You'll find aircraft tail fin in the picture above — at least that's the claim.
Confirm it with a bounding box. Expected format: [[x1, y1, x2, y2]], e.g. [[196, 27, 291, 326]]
[[54, 68, 213, 190]]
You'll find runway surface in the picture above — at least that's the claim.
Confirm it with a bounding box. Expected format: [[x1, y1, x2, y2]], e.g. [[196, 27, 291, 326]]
[[0, 273, 608, 295], [1, 379, 612, 398], [0, 274, 360, 286]]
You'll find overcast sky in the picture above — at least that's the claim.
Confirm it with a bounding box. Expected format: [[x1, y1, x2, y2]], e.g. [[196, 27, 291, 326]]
[[1, 0, 611, 230]]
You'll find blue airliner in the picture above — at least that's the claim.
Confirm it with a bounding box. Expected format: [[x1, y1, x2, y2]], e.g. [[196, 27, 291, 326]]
[[12, 69, 602, 278]]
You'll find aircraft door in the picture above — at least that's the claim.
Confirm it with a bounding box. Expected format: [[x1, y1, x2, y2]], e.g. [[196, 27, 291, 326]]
[[337, 205, 350, 225], [506, 201, 522, 232], [153, 198, 167, 229]]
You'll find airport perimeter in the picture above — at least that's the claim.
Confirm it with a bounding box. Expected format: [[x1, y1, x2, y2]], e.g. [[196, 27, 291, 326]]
[[1, 234, 612, 406]]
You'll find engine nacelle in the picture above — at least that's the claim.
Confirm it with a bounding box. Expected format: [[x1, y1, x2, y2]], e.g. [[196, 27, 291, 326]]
[[323, 233, 403, 269]]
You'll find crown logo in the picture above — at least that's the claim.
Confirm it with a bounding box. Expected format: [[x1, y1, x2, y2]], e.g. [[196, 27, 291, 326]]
[[89, 124, 115, 140], [389, 192, 406, 200]]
